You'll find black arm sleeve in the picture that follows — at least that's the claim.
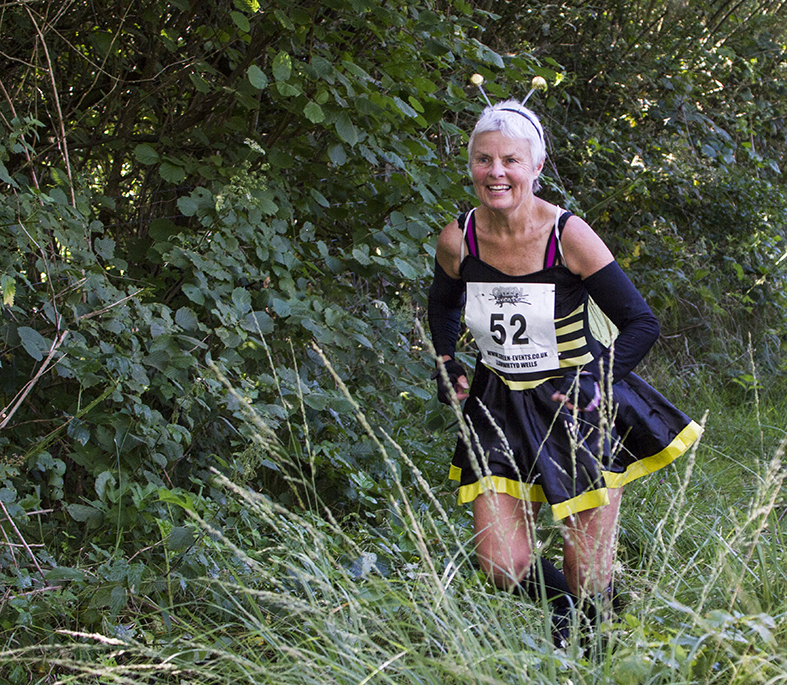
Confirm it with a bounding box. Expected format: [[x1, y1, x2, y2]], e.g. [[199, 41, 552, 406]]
[[583, 261, 660, 384], [427, 258, 465, 358]]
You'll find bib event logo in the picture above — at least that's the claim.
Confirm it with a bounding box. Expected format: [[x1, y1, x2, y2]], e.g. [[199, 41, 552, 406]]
[[489, 286, 529, 307]]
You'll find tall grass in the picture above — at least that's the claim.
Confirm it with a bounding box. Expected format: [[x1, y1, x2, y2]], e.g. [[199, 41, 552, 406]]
[[3, 348, 786, 685]]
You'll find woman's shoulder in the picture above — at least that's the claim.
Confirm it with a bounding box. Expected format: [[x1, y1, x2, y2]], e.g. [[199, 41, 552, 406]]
[[435, 218, 464, 279], [559, 213, 614, 278]]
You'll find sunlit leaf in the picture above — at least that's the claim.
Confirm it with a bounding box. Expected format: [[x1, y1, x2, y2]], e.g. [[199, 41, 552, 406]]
[[272, 51, 292, 81]]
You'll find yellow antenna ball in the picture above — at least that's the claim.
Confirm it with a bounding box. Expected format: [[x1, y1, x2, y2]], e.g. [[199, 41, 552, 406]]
[[470, 74, 484, 87], [531, 76, 548, 91]]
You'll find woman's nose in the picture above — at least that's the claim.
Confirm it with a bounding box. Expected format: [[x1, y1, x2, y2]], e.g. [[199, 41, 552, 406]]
[[488, 158, 505, 176]]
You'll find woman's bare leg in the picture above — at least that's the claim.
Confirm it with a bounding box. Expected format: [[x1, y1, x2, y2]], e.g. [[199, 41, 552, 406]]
[[561, 487, 622, 597], [473, 492, 541, 590]]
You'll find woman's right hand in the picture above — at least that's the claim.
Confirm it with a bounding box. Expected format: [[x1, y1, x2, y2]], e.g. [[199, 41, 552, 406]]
[[434, 356, 469, 404]]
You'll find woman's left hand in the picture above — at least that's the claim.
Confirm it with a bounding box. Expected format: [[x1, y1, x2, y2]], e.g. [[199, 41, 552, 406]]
[[551, 371, 601, 412]]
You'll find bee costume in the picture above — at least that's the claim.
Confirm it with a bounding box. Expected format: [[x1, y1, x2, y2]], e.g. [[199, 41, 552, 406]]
[[429, 206, 702, 520]]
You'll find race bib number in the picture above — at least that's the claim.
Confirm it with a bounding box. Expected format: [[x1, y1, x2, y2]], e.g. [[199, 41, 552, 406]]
[[465, 282, 559, 374]]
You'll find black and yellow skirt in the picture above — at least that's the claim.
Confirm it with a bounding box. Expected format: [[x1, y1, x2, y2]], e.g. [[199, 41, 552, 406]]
[[449, 361, 702, 520]]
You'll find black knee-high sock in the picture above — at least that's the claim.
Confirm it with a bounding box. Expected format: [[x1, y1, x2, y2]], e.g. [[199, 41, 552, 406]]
[[512, 557, 572, 603], [513, 557, 575, 648], [581, 583, 621, 626]]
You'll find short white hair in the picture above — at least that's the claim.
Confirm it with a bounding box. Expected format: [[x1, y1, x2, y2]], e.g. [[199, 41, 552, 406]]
[[468, 100, 546, 171]]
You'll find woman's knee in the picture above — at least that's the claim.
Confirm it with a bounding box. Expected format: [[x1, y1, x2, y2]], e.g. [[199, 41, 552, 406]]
[[476, 542, 534, 590], [562, 555, 610, 596], [472, 493, 540, 590], [562, 491, 622, 594]]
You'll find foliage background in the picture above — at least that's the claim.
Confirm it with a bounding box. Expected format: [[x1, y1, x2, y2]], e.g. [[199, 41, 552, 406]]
[[0, 0, 786, 680]]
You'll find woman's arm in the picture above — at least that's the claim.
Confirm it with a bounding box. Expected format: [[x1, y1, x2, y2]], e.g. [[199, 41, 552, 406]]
[[561, 216, 660, 385], [428, 220, 469, 402]]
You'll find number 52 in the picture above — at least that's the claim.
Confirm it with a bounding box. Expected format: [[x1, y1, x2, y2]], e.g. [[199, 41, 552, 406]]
[[490, 313, 529, 345]]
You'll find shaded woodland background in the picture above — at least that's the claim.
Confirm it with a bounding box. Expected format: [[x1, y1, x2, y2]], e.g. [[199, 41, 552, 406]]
[[0, 0, 786, 678]]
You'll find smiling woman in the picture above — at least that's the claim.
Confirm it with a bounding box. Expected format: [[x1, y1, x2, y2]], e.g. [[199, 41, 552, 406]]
[[427, 99, 702, 650], [469, 132, 542, 215]]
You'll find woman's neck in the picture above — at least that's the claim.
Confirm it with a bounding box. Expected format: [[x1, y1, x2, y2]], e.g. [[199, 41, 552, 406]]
[[476, 197, 548, 236]]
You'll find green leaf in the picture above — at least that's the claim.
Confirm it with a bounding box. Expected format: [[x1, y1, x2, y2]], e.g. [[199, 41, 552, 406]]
[[272, 51, 292, 81], [328, 144, 347, 166], [88, 586, 113, 609], [276, 82, 301, 97], [134, 143, 160, 165], [268, 148, 294, 169], [175, 307, 200, 331], [392, 96, 417, 118], [231, 11, 250, 32], [149, 218, 178, 241], [94, 236, 115, 259], [247, 65, 268, 90], [67, 420, 91, 447], [160, 162, 187, 183], [45, 567, 86, 582], [17, 326, 50, 362], [341, 60, 373, 83], [1, 275, 16, 307], [353, 332, 374, 348], [177, 196, 199, 216], [67, 503, 103, 526], [95, 471, 116, 500], [242, 310, 274, 334], [336, 112, 358, 145], [256, 191, 278, 214], [309, 56, 333, 79], [110, 585, 127, 615], [158, 487, 195, 512], [189, 72, 211, 93], [0, 160, 18, 187], [273, 9, 295, 29], [182, 284, 205, 305], [271, 296, 291, 317], [309, 188, 330, 207], [232, 287, 251, 314], [167, 526, 195, 551], [352, 247, 371, 265], [304, 101, 325, 123], [393, 257, 417, 279]]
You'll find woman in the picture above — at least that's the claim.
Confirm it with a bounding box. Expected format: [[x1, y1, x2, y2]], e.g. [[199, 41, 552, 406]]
[[428, 100, 701, 646]]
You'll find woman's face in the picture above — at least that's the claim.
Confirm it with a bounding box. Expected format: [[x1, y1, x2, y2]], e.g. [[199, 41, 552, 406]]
[[469, 131, 542, 214]]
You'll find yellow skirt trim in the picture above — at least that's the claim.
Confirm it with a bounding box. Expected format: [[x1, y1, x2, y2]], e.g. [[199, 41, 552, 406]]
[[450, 420, 703, 520], [453, 473, 549, 505], [601, 420, 703, 489]]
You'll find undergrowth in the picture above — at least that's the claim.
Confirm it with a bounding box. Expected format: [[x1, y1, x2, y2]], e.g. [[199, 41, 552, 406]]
[[1, 342, 786, 685]]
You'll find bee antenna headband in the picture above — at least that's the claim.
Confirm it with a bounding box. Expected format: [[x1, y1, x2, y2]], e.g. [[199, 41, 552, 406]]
[[470, 74, 547, 141]]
